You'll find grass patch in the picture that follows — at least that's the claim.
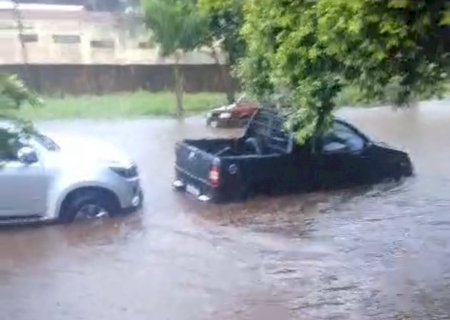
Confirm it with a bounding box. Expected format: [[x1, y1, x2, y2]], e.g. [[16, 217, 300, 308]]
[[16, 91, 227, 120], [12, 82, 450, 120], [444, 81, 450, 96]]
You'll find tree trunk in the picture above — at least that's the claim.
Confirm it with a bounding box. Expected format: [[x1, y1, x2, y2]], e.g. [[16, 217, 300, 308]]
[[222, 65, 236, 104], [173, 61, 184, 117], [211, 47, 235, 103]]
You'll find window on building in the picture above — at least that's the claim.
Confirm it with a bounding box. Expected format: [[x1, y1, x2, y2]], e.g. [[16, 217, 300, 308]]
[[138, 41, 154, 49], [52, 35, 81, 44], [90, 40, 115, 49], [19, 34, 38, 43], [0, 23, 17, 30]]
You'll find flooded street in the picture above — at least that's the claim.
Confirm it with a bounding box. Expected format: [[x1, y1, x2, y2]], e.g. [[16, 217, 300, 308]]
[[1, 100, 449, 320]]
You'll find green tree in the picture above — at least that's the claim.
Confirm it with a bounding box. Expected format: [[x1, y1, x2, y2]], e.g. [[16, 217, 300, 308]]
[[0, 74, 41, 114], [198, 0, 246, 103], [141, 0, 208, 116], [241, 0, 450, 142], [0, 74, 41, 156]]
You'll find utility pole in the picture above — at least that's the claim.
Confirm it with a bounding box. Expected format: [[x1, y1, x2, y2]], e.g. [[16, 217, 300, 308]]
[[12, 0, 29, 65], [12, 0, 34, 85]]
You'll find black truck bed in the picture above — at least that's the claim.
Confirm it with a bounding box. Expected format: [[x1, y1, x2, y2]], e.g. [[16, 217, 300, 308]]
[[174, 109, 294, 201], [184, 138, 286, 158]]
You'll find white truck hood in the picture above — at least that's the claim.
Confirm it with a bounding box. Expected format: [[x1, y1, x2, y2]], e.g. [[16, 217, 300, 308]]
[[44, 133, 134, 168]]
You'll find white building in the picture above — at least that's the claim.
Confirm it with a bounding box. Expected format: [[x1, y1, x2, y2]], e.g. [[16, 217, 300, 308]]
[[0, 1, 217, 64]]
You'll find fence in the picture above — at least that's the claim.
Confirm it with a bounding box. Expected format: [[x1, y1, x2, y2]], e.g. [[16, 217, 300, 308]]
[[0, 64, 236, 95]]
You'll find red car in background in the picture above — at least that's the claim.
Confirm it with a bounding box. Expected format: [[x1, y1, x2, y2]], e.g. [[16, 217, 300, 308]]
[[206, 95, 259, 128]]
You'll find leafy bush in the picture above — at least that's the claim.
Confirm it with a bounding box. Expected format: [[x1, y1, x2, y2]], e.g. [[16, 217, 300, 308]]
[[0, 74, 41, 114]]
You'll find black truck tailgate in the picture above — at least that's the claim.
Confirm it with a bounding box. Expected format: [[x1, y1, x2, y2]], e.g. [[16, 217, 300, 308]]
[[175, 142, 216, 185]]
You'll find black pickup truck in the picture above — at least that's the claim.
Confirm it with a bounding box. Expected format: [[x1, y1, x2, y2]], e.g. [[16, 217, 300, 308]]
[[173, 108, 413, 202]]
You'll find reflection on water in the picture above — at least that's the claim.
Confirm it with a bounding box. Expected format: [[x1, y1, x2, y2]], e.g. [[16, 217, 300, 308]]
[[0, 100, 449, 320]]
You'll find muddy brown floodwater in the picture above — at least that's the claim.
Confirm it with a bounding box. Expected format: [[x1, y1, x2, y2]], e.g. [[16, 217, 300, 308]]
[[1, 100, 450, 320]]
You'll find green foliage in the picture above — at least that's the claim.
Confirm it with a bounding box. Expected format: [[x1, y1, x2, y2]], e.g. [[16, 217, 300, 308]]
[[141, 0, 209, 115], [141, 0, 208, 57], [0, 74, 41, 114], [0, 74, 39, 157], [241, 0, 450, 142], [198, 0, 246, 67]]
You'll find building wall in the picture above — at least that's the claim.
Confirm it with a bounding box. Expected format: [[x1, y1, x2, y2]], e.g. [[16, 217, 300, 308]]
[[0, 3, 218, 65], [0, 3, 233, 95], [16, 0, 121, 12]]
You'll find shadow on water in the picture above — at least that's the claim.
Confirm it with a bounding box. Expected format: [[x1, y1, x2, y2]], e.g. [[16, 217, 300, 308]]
[[1, 100, 450, 320]]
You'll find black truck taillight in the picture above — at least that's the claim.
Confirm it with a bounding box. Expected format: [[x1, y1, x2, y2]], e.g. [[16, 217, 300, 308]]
[[209, 165, 220, 187]]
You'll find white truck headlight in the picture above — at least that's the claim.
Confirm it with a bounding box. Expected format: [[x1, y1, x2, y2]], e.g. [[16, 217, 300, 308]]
[[219, 112, 231, 119], [110, 164, 138, 178]]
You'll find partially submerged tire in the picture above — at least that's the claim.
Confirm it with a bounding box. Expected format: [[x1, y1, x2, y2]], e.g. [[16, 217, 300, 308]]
[[59, 190, 120, 224]]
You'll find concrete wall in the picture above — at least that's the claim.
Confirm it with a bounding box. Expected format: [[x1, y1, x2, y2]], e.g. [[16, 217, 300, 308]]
[[0, 64, 236, 95], [0, 3, 233, 95], [0, 3, 219, 65]]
